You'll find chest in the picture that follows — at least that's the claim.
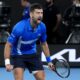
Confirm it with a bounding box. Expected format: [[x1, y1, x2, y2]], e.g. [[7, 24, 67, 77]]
[[21, 28, 41, 41]]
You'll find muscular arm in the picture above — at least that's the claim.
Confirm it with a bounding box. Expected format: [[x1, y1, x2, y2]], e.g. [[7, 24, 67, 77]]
[[40, 41, 50, 57], [4, 42, 13, 71], [41, 41, 55, 69], [4, 42, 12, 60]]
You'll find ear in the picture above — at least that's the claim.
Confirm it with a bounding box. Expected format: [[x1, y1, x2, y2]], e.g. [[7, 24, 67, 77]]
[[30, 12, 32, 18]]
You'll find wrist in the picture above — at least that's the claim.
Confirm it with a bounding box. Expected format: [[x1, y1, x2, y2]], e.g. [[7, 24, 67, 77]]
[[5, 58, 10, 65], [46, 56, 51, 63]]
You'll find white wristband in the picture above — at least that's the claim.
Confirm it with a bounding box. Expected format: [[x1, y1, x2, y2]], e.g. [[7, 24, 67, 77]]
[[5, 59, 10, 65]]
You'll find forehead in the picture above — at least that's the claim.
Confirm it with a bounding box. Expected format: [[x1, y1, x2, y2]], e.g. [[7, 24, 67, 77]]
[[33, 9, 43, 12]]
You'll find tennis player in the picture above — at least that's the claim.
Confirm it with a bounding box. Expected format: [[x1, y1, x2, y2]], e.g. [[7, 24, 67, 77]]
[[4, 3, 54, 80]]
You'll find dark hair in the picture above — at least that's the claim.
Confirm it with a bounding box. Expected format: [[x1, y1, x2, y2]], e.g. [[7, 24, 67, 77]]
[[30, 3, 43, 12]]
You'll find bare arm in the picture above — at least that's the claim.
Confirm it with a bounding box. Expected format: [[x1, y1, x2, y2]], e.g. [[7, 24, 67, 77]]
[[53, 14, 62, 32], [4, 42, 13, 71], [41, 41, 50, 57], [4, 42, 12, 67], [41, 41, 55, 69], [4, 42, 12, 60], [56, 14, 62, 27]]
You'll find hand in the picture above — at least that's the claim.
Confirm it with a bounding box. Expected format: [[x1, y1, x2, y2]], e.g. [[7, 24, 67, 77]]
[[48, 62, 55, 71], [5, 64, 13, 72]]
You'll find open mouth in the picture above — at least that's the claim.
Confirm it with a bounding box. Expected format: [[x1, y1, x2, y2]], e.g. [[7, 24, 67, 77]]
[[38, 18, 41, 20], [38, 17, 42, 21]]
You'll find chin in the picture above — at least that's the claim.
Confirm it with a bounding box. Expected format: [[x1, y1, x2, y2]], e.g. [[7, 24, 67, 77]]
[[37, 20, 41, 24]]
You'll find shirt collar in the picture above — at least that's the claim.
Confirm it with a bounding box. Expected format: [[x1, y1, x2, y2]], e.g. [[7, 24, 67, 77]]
[[27, 18, 39, 32]]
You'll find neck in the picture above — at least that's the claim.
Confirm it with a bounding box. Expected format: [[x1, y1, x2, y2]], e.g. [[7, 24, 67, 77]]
[[30, 18, 38, 29]]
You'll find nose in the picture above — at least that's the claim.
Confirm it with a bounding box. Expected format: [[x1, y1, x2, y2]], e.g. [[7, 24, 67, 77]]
[[40, 12, 43, 17]]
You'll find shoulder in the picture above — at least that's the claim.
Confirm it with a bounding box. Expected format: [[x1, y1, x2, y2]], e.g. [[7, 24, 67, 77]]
[[14, 20, 25, 26], [39, 22, 46, 32], [39, 22, 46, 28], [12, 20, 26, 33]]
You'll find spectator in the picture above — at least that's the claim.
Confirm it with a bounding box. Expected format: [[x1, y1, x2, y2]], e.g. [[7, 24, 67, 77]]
[[43, 0, 62, 44], [21, 0, 30, 19]]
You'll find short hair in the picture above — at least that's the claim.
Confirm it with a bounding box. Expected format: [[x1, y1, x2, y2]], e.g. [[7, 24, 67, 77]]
[[30, 3, 43, 12]]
